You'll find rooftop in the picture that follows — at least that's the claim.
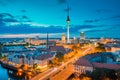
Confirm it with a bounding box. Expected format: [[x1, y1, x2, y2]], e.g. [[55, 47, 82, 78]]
[[49, 46, 66, 54], [92, 62, 120, 70], [74, 58, 93, 67]]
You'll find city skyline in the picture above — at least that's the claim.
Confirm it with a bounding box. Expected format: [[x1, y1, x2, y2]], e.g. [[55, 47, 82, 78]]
[[0, 0, 120, 38]]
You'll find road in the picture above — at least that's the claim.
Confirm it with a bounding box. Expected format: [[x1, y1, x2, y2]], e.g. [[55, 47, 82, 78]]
[[31, 68, 54, 80], [31, 46, 93, 80], [38, 68, 58, 80], [50, 64, 74, 80]]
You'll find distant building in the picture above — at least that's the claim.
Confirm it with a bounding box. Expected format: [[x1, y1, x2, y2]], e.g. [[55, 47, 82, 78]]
[[80, 32, 85, 40], [73, 37, 79, 44], [25, 38, 46, 46], [104, 40, 120, 52], [61, 34, 66, 44]]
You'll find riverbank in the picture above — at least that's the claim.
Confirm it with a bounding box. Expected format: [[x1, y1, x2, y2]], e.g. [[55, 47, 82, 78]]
[[0, 59, 36, 80], [0, 60, 25, 80], [0, 63, 25, 80]]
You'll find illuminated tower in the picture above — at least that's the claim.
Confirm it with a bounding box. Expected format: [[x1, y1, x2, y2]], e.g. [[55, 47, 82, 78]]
[[66, 6, 70, 43]]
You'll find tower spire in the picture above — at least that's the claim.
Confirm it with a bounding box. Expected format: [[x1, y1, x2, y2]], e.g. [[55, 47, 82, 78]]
[[66, 5, 70, 44], [66, 5, 70, 22]]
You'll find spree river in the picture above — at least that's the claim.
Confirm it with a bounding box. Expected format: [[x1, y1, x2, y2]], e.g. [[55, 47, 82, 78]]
[[0, 64, 9, 80], [0, 64, 24, 80]]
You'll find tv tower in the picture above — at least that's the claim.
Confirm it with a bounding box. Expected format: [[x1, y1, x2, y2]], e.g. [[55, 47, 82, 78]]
[[66, 5, 70, 44]]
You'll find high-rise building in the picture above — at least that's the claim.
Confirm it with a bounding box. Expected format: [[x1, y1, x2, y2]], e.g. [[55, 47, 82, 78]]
[[36, 36, 40, 40], [46, 33, 49, 49], [73, 36, 79, 44], [61, 34, 66, 44], [80, 32, 85, 40], [66, 6, 70, 44]]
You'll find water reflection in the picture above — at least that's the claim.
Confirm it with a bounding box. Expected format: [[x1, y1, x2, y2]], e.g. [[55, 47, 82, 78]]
[[0, 64, 25, 80]]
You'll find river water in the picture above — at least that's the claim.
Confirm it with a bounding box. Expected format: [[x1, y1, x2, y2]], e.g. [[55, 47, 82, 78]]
[[0, 64, 24, 80], [0, 64, 9, 80]]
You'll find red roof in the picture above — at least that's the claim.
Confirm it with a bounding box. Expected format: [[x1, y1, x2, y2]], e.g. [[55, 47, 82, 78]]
[[92, 62, 120, 70], [82, 52, 102, 60], [48, 41, 56, 43], [49, 46, 66, 54], [36, 53, 53, 60], [74, 58, 93, 67]]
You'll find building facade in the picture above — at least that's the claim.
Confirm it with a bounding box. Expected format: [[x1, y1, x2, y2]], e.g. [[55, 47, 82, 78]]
[[61, 34, 66, 44]]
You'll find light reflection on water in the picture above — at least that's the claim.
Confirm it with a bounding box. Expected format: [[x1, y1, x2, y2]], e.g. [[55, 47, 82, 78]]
[[0, 64, 24, 80]]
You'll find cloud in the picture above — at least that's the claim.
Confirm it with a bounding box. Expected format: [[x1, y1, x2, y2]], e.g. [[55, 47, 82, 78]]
[[21, 10, 26, 13], [56, 0, 66, 4], [0, 13, 18, 26], [0, 24, 65, 34], [84, 19, 100, 23], [0, 13, 14, 18], [0, 24, 120, 38], [0, 23, 98, 34], [22, 15, 29, 20], [0, 12, 31, 24], [104, 15, 120, 20], [0, 0, 15, 6], [78, 25, 113, 33], [0, 13, 16, 26], [0, 12, 119, 38], [84, 15, 120, 23], [0, 0, 6, 6], [79, 28, 106, 33], [0, 24, 98, 38], [3, 18, 18, 22], [96, 9, 112, 13]]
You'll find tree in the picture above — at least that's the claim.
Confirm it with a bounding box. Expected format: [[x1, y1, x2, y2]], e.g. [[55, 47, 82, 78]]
[[116, 69, 120, 80], [0, 53, 2, 58], [0, 42, 3, 58], [90, 68, 116, 80], [95, 43, 106, 52], [79, 74, 92, 80], [33, 63, 38, 70], [25, 42, 30, 47], [55, 52, 64, 62], [72, 45, 78, 50], [48, 60, 54, 67]]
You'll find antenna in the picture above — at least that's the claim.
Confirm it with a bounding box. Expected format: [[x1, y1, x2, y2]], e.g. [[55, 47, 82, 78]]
[[65, 4, 71, 16], [67, 5, 70, 16], [66, 5, 71, 22]]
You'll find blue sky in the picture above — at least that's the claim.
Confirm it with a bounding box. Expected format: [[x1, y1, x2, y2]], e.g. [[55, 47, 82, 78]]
[[0, 0, 120, 38]]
